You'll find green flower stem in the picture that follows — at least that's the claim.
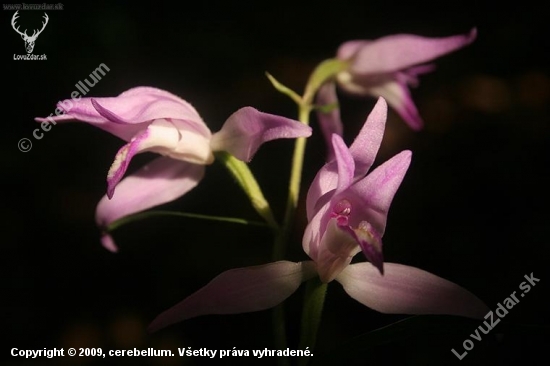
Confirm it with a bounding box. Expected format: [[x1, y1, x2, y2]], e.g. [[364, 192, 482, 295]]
[[299, 278, 328, 366], [273, 305, 290, 366], [216, 151, 280, 230], [271, 58, 348, 261], [268, 58, 350, 366], [106, 210, 268, 232], [272, 104, 311, 260], [302, 59, 349, 105], [271, 106, 310, 366]]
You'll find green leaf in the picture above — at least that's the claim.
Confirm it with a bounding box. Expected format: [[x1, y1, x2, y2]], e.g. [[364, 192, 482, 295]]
[[265, 72, 302, 104], [106, 210, 269, 232], [299, 278, 328, 366]]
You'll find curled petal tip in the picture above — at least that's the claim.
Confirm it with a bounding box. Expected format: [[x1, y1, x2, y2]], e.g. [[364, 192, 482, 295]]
[[366, 249, 384, 275], [106, 185, 115, 200]]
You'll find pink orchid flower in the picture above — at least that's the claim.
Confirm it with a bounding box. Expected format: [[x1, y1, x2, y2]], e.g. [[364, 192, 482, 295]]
[[148, 97, 488, 332], [36, 87, 312, 251], [336, 28, 477, 130]]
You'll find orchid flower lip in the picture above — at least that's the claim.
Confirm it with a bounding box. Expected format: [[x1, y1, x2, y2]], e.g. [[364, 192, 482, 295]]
[[330, 198, 385, 276]]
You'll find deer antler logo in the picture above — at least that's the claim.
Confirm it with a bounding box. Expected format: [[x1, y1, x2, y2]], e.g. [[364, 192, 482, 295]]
[[11, 11, 49, 54]]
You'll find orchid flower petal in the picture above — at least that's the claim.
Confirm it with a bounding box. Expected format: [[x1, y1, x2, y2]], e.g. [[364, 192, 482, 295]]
[[306, 162, 338, 221], [316, 219, 361, 283], [306, 98, 389, 219], [344, 28, 477, 75], [336, 262, 489, 319], [345, 150, 412, 236], [315, 82, 343, 160], [100, 233, 118, 253], [335, 30, 476, 130], [161, 119, 215, 165], [106, 119, 181, 198], [148, 261, 317, 332], [332, 134, 355, 194], [88, 87, 205, 126], [337, 40, 371, 60], [210, 107, 312, 162], [35, 86, 209, 141], [349, 97, 387, 175], [338, 221, 384, 275], [96, 157, 205, 250], [118, 86, 194, 103], [302, 203, 330, 261], [366, 80, 423, 130], [35, 109, 145, 141]]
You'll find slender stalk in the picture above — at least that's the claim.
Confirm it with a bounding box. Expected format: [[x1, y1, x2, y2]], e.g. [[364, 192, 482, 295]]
[[106, 210, 268, 232], [216, 151, 280, 230], [271, 104, 311, 366], [298, 278, 328, 366], [269, 59, 349, 366], [272, 104, 311, 260], [273, 304, 290, 366], [272, 59, 348, 259]]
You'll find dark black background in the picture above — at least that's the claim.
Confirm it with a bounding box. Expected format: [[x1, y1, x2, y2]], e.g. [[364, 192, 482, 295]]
[[3, 1, 549, 365]]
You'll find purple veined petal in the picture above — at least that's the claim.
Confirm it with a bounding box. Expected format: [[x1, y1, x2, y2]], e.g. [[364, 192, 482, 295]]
[[106, 119, 182, 198], [148, 261, 317, 332], [348, 97, 388, 175], [332, 134, 355, 194], [366, 79, 423, 130], [315, 82, 343, 160], [96, 157, 205, 248], [336, 262, 489, 319], [344, 150, 412, 237], [347, 28, 477, 75], [210, 107, 312, 162], [315, 219, 361, 283]]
